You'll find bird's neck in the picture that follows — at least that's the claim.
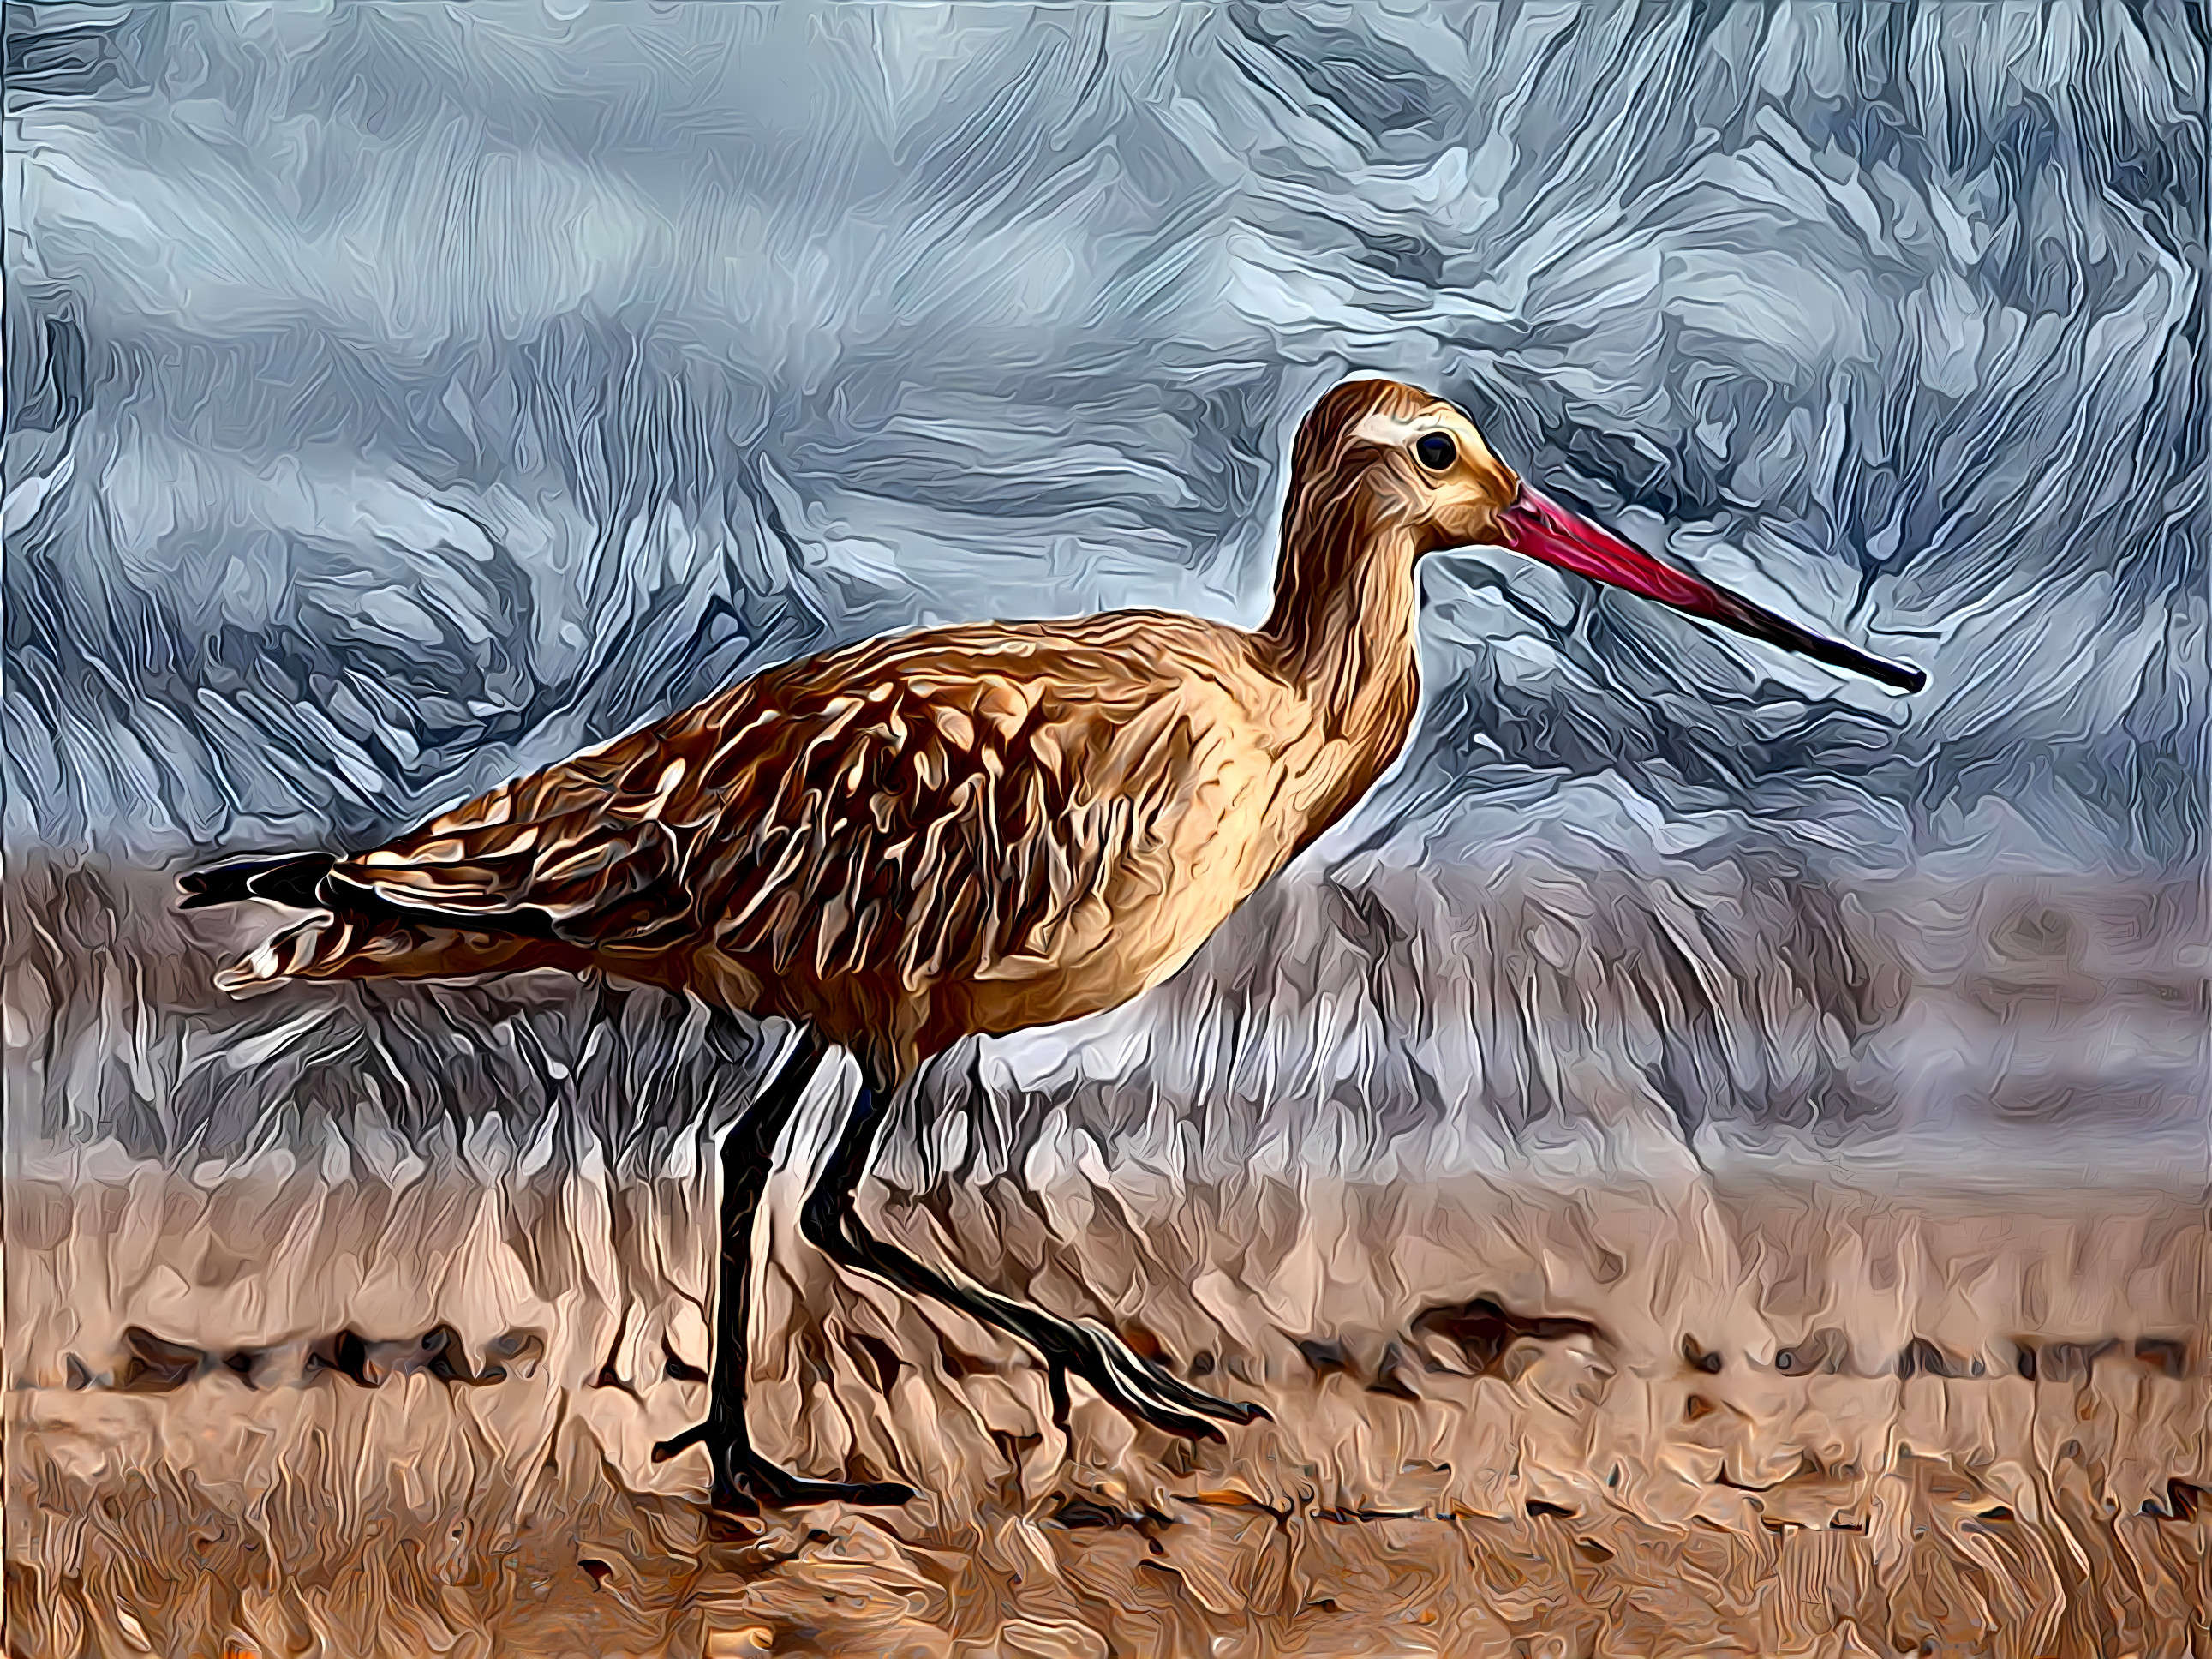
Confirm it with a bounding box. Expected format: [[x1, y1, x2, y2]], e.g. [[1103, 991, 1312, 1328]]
[[1259, 486, 1423, 795]]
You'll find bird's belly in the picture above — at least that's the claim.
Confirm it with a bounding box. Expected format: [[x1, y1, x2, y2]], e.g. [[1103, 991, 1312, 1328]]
[[666, 841, 1273, 1075], [961, 913, 1205, 1036]]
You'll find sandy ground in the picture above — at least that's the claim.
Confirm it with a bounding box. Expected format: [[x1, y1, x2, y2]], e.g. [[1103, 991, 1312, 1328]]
[[9, 1147, 2207, 1658], [7, 859, 2206, 1656]]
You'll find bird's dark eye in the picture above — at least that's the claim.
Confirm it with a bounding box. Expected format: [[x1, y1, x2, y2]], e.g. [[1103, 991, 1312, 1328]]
[[1414, 432, 1457, 471]]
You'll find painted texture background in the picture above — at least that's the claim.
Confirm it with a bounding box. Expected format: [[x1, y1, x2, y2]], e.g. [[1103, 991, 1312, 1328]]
[[5, 4, 2206, 1655]]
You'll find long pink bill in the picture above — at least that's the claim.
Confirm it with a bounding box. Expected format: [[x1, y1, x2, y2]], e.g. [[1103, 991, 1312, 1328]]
[[1490, 485, 1927, 693]]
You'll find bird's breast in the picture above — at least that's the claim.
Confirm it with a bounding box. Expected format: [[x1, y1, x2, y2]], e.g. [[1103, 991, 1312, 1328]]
[[957, 733, 1304, 1037]]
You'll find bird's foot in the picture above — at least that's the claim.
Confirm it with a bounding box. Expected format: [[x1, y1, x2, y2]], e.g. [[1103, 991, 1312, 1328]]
[[652, 1420, 916, 1512], [803, 1191, 1267, 1443], [1039, 1320, 1270, 1441]]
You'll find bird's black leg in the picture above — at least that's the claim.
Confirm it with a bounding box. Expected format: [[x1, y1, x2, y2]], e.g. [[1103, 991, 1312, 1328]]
[[653, 1028, 915, 1511], [800, 1081, 1268, 1442]]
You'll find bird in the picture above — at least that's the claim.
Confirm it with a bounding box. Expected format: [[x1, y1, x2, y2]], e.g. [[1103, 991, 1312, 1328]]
[[179, 377, 1924, 1511]]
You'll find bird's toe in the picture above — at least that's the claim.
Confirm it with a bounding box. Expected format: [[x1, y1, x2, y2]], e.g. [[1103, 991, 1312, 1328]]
[[654, 1420, 914, 1510], [1084, 1330, 1268, 1434], [720, 1456, 917, 1512], [733, 1468, 917, 1511], [1089, 1357, 1244, 1440]]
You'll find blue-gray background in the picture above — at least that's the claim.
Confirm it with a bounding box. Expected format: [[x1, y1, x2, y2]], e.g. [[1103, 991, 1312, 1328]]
[[4, 2, 2204, 1179]]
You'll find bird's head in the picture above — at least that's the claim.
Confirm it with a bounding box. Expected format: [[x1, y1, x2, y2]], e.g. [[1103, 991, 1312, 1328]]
[[1293, 377, 1926, 693]]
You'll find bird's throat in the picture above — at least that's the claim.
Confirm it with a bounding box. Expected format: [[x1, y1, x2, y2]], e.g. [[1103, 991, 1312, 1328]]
[[1261, 498, 1424, 806]]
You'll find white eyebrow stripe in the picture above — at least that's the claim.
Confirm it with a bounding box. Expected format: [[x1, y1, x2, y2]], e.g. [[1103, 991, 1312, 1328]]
[[1351, 410, 1441, 446]]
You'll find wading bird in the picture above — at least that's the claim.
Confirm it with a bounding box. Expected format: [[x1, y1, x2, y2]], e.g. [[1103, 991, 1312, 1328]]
[[182, 378, 1923, 1510]]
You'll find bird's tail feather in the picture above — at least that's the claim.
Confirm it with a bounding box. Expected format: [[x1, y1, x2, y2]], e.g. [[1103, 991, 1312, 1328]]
[[177, 853, 337, 911], [187, 850, 590, 997], [212, 911, 565, 996]]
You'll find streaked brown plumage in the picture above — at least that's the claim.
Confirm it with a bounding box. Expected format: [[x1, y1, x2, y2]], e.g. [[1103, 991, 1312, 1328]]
[[184, 377, 1922, 1509], [230, 612, 1346, 1088]]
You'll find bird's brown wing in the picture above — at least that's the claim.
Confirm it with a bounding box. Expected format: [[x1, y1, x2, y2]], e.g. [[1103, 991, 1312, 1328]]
[[328, 621, 1224, 986], [332, 702, 715, 949]]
